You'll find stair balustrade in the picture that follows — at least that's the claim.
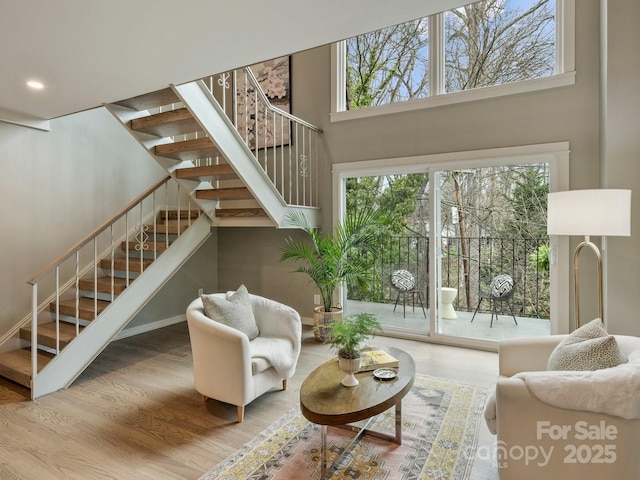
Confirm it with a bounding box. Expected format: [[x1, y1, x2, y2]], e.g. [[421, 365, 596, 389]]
[[25, 176, 200, 388], [200, 67, 321, 208]]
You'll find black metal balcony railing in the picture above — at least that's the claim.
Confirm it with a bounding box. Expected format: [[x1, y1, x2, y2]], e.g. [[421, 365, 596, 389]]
[[349, 235, 550, 320]]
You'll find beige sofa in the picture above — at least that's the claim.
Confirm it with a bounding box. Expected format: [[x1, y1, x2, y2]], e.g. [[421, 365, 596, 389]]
[[186, 293, 301, 422], [486, 334, 640, 479]]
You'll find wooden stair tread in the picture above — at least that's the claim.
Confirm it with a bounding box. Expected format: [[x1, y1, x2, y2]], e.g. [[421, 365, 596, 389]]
[[216, 208, 268, 218], [20, 322, 81, 348], [175, 164, 237, 181], [144, 222, 190, 234], [78, 276, 128, 294], [155, 137, 221, 161], [130, 108, 200, 137], [114, 88, 180, 111], [100, 257, 154, 272], [0, 348, 55, 387], [196, 187, 253, 200], [158, 210, 200, 220], [50, 298, 111, 320], [121, 241, 169, 252]]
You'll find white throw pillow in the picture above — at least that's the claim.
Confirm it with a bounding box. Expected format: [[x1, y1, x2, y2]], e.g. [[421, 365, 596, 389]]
[[547, 318, 627, 371], [201, 285, 259, 340]]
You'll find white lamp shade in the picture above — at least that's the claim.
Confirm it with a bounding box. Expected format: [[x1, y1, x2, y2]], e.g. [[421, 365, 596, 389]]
[[547, 189, 631, 237]]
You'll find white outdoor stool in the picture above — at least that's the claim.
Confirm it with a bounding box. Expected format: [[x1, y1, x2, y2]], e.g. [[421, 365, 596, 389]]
[[441, 287, 458, 319]]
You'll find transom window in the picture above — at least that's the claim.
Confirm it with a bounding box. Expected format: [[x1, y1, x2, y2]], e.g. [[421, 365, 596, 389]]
[[333, 0, 574, 118]]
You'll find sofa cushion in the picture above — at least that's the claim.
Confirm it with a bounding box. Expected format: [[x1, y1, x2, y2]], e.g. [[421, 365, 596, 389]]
[[547, 318, 627, 371], [201, 285, 259, 340]]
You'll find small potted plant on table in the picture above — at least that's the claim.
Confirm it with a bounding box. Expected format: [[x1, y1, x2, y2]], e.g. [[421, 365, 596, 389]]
[[323, 313, 381, 387]]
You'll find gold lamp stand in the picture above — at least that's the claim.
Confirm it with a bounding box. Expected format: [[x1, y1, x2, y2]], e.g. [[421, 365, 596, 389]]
[[573, 236, 603, 329]]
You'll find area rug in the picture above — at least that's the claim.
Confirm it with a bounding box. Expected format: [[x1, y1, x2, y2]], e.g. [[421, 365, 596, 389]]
[[200, 374, 488, 480]]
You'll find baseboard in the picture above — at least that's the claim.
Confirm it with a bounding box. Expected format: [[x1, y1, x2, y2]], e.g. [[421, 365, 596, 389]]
[[115, 315, 186, 341], [301, 316, 313, 327]]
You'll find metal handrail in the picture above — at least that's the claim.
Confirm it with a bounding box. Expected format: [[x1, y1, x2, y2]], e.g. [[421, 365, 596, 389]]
[[242, 67, 322, 133], [200, 65, 323, 208], [28, 175, 171, 285], [351, 234, 550, 319]]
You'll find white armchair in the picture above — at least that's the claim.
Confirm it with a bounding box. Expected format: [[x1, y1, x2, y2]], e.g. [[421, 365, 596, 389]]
[[485, 334, 640, 479], [186, 292, 301, 422]]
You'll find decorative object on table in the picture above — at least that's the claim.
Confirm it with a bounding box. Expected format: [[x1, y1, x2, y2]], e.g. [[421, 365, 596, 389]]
[[358, 347, 399, 372], [547, 189, 631, 328], [372, 367, 398, 380], [322, 313, 381, 387], [470, 273, 517, 328], [199, 374, 489, 480], [390, 269, 426, 318], [280, 209, 382, 341]]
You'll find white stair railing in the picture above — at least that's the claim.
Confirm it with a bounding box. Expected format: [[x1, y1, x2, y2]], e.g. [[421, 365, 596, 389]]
[[26, 176, 200, 386], [200, 67, 322, 208]]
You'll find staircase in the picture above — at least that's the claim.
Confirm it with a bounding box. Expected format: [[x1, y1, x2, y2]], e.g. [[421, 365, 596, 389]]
[[0, 178, 210, 397], [105, 68, 322, 228], [0, 66, 323, 399]]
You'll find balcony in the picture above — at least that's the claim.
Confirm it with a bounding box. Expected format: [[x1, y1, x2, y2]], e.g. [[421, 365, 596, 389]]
[[346, 234, 551, 341]]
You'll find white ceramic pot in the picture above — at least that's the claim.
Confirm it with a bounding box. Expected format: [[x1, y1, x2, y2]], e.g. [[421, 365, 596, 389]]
[[338, 356, 362, 387]]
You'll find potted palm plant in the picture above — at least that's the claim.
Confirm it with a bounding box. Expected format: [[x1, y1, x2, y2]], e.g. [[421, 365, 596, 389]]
[[280, 209, 382, 341], [323, 313, 381, 387]]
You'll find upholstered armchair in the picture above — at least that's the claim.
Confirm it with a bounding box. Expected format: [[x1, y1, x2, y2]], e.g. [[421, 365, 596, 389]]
[[186, 289, 302, 422], [485, 331, 640, 479]]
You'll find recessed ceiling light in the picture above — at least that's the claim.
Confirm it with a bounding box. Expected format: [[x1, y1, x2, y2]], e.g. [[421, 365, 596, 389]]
[[26, 80, 44, 90]]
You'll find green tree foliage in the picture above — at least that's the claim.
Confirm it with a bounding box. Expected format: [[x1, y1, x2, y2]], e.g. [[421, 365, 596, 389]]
[[500, 166, 549, 239], [346, 174, 429, 302], [346, 174, 429, 234], [345, 165, 551, 318], [347, 19, 429, 109]]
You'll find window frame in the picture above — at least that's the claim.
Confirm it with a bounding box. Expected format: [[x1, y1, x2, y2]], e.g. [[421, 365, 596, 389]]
[[331, 0, 575, 122]]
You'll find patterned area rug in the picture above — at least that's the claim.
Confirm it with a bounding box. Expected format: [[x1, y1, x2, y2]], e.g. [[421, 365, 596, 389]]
[[200, 375, 488, 480]]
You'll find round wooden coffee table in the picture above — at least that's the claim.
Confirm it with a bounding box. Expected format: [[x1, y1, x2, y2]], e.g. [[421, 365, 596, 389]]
[[300, 347, 415, 478]]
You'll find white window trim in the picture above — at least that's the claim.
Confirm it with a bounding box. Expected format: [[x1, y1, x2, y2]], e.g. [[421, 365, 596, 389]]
[[332, 142, 570, 350], [331, 0, 575, 123]]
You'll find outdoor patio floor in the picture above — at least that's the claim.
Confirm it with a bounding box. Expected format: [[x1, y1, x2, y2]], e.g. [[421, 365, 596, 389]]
[[347, 299, 550, 342]]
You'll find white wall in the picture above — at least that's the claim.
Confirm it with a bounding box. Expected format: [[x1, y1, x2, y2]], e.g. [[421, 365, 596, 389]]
[[217, 227, 316, 322], [602, 1, 640, 335], [0, 108, 166, 334]]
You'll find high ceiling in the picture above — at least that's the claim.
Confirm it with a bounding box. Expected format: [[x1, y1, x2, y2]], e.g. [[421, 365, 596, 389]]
[[0, 0, 466, 123]]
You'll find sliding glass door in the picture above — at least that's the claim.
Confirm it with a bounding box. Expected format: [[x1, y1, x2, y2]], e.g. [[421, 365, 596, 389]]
[[336, 144, 569, 348], [432, 165, 551, 342], [344, 174, 430, 335]]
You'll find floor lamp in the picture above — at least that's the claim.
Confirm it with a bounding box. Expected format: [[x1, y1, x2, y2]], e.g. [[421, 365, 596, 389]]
[[547, 189, 631, 329]]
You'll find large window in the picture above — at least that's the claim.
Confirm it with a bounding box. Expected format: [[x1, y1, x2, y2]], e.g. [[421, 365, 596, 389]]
[[334, 0, 574, 117], [444, 0, 556, 93]]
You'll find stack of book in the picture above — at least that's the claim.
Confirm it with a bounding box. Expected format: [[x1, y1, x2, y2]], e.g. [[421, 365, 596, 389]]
[[358, 348, 399, 372]]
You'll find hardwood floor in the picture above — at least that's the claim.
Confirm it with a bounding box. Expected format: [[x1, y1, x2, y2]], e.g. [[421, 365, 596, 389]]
[[0, 323, 499, 480]]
